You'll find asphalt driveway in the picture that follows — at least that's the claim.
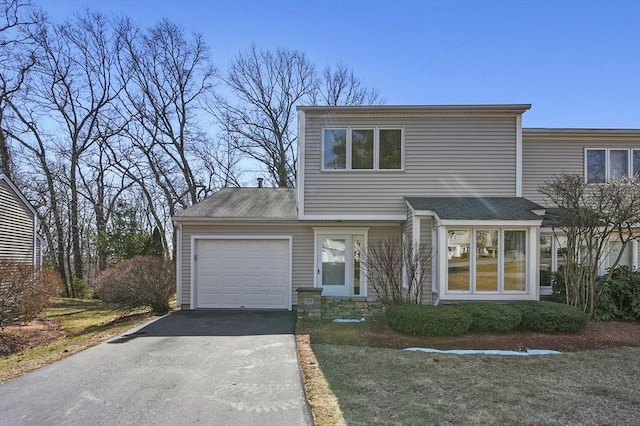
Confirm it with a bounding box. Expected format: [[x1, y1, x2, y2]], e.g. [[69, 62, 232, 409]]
[[0, 310, 313, 425]]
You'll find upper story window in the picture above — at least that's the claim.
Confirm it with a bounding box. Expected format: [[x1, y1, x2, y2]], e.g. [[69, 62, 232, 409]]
[[323, 127, 403, 171], [586, 148, 640, 183]]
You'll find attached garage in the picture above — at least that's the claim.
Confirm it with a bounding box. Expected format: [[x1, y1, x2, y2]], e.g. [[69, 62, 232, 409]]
[[192, 237, 292, 310]]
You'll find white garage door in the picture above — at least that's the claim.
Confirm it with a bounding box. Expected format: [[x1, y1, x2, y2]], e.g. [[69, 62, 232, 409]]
[[195, 238, 290, 309]]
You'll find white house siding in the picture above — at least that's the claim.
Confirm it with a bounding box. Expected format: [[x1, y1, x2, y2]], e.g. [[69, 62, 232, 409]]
[[303, 112, 519, 216], [522, 129, 640, 205], [0, 180, 35, 263]]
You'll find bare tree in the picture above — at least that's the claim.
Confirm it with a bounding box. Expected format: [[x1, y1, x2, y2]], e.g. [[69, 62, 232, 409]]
[[361, 237, 432, 305], [0, 0, 38, 177], [540, 174, 640, 317], [25, 11, 125, 284], [214, 47, 383, 187], [117, 18, 218, 250], [213, 45, 316, 187], [313, 62, 381, 106]]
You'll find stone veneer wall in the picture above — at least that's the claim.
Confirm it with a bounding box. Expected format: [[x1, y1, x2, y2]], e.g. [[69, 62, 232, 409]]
[[296, 288, 384, 320], [320, 297, 384, 320]]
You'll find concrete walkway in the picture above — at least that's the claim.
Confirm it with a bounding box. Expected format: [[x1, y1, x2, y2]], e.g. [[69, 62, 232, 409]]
[[0, 310, 313, 426]]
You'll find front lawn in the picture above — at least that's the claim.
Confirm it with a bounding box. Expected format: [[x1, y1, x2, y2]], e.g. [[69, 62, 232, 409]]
[[0, 298, 157, 383], [313, 344, 640, 425], [296, 318, 640, 425]]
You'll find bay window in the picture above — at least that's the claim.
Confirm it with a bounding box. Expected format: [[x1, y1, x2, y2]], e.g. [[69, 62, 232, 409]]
[[447, 228, 528, 294]]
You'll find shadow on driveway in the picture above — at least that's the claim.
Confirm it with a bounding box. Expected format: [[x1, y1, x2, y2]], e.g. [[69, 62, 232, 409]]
[[109, 310, 296, 343]]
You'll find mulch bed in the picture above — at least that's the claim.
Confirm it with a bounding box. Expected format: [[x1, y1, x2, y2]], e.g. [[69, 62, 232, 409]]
[[0, 320, 66, 356], [364, 321, 640, 352]]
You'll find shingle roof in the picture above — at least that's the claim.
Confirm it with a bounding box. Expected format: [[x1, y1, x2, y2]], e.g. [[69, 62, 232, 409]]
[[405, 197, 544, 221], [175, 188, 297, 220]]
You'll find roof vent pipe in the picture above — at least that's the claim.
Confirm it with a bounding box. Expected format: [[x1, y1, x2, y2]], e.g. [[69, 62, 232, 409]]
[[257, 177, 264, 188]]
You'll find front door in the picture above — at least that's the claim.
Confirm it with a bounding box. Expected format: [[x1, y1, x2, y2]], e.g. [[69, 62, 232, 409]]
[[317, 234, 365, 297]]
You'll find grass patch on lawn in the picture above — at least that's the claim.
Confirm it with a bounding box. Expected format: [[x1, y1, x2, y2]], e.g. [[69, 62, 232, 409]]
[[313, 344, 640, 425], [0, 298, 157, 384]]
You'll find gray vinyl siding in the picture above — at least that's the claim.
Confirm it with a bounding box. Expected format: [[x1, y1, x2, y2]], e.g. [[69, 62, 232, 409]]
[[367, 225, 402, 300], [419, 218, 434, 304], [303, 114, 518, 216], [522, 130, 640, 206], [0, 180, 35, 263], [179, 221, 401, 308], [180, 221, 314, 309]]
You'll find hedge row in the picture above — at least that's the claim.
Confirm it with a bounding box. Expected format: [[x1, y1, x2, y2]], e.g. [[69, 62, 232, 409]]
[[384, 301, 588, 336]]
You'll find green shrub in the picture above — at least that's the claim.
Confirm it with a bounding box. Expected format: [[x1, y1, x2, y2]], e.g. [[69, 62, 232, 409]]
[[513, 301, 588, 333], [95, 256, 175, 314], [72, 278, 95, 299], [594, 266, 640, 321], [460, 304, 522, 333], [385, 305, 472, 336]]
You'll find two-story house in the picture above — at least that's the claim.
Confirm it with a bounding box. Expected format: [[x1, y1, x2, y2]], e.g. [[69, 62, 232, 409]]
[[173, 105, 640, 312]]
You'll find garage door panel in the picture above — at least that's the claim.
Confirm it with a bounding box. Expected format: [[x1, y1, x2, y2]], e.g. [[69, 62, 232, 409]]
[[195, 239, 290, 309]]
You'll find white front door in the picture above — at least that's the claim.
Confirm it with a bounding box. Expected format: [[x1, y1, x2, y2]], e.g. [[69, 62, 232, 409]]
[[317, 234, 365, 297]]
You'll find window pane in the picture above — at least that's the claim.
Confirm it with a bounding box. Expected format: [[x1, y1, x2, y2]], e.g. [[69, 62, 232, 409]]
[[610, 150, 629, 179], [539, 235, 553, 287], [504, 231, 526, 291], [322, 238, 346, 285], [586, 149, 605, 183], [448, 230, 470, 291], [609, 241, 633, 268], [476, 230, 498, 291], [323, 129, 346, 169], [633, 150, 640, 181], [351, 129, 374, 169], [379, 129, 402, 169], [556, 235, 567, 270]]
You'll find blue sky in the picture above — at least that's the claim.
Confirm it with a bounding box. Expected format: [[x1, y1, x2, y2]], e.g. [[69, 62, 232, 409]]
[[38, 0, 640, 128]]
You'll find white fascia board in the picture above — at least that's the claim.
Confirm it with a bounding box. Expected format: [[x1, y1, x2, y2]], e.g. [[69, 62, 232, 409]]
[[297, 110, 306, 220], [439, 219, 543, 227], [301, 214, 406, 221], [516, 114, 523, 197]]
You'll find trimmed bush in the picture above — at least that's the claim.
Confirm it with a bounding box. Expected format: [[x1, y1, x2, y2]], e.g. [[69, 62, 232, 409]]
[[0, 260, 64, 327], [513, 301, 588, 333], [385, 305, 472, 336], [95, 256, 175, 314], [460, 304, 522, 333]]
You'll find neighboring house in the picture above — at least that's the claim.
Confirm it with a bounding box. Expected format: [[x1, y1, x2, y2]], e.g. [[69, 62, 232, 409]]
[[0, 173, 44, 266], [173, 105, 640, 312]]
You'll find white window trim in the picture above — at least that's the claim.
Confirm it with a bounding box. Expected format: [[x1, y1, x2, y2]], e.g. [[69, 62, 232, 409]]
[[321, 126, 405, 172], [313, 227, 369, 297], [585, 148, 637, 183], [439, 226, 537, 301]]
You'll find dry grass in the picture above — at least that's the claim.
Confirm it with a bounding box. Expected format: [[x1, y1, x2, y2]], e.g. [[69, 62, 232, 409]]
[[0, 298, 157, 384], [313, 344, 640, 425], [296, 334, 345, 426]]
